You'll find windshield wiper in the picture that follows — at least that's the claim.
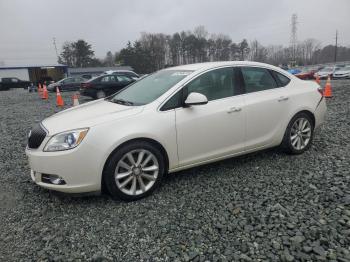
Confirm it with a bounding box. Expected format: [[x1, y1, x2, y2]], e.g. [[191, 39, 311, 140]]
[[110, 98, 134, 106]]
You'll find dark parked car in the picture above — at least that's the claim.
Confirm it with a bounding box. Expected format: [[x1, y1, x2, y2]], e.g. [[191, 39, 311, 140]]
[[0, 77, 31, 90], [47, 77, 85, 92], [80, 74, 135, 99], [103, 70, 139, 80]]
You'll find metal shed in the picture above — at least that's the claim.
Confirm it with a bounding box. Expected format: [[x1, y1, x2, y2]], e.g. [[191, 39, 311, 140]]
[[0, 64, 68, 83]]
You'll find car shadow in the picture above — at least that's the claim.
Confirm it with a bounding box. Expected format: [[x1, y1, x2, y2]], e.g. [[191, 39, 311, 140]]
[[45, 147, 288, 205]]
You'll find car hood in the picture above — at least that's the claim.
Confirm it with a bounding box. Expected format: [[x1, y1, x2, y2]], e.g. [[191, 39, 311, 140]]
[[42, 99, 144, 135]]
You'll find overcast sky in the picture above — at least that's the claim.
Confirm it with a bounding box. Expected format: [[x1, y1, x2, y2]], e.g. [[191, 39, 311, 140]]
[[0, 0, 349, 65]]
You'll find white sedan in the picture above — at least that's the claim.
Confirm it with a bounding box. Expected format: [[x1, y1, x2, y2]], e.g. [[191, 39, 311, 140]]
[[333, 65, 350, 79], [26, 61, 327, 201]]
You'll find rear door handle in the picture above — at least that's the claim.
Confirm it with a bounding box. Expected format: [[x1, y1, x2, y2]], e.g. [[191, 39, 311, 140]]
[[278, 96, 289, 102], [227, 107, 242, 113]]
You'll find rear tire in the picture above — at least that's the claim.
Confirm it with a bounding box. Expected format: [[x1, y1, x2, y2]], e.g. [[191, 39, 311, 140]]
[[103, 141, 165, 201], [281, 112, 314, 154]]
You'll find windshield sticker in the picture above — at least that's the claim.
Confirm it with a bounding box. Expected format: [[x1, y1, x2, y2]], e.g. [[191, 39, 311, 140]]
[[171, 72, 191, 76]]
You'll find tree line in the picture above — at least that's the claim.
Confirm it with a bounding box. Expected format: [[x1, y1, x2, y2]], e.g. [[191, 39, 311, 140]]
[[58, 26, 350, 73]]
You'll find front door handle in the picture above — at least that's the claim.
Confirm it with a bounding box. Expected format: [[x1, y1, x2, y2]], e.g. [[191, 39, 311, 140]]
[[227, 107, 242, 113], [278, 96, 289, 102]]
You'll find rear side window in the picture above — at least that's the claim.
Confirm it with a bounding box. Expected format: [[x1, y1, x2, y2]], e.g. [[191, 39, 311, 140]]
[[241, 67, 277, 93], [271, 71, 291, 87]]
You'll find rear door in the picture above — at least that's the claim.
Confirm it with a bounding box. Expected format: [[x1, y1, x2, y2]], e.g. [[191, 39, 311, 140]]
[[240, 66, 291, 150]]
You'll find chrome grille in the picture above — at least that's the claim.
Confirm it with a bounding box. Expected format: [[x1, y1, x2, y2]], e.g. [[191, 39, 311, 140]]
[[28, 124, 47, 149]]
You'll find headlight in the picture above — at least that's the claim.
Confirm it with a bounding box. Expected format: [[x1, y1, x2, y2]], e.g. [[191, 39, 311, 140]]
[[44, 128, 89, 152]]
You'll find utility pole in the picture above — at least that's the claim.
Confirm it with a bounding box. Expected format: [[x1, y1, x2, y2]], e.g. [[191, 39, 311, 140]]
[[334, 30, 338, 63], [53, 37, 59, 62], [290, 14, 298, 67]]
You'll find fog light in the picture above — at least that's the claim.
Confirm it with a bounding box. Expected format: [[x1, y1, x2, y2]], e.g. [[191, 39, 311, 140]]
[[42, 174, 66, 185]]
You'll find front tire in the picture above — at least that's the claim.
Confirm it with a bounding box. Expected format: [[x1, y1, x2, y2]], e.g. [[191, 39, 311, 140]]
[[103, 141, 165, 201], [281, 112, 314, 154]]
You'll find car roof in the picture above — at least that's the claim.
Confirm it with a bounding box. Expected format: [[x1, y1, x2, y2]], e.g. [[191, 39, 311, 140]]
[[164, 61, 289, 75], [165, 61, 278, 71]]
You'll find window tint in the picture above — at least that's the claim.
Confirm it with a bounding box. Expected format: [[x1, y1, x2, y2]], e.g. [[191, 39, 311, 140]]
[[185, 67, 236, 101], [64, 78, 75, 84], [101, 75, 117, 82], [12, 78, 19, 83], [272, 71, 290, 87], [241, 67, 277, 93], [161, 91, 182, 111], [116, 75, 132, 82]]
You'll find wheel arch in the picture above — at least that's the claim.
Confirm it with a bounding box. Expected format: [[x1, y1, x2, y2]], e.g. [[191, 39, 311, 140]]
[[101, 137, 170, 191], [294, 110, 315, 127]]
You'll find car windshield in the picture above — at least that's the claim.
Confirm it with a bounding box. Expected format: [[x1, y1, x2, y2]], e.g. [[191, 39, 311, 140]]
[[107, 70, 193, 106], [321, 67, 333, 72]]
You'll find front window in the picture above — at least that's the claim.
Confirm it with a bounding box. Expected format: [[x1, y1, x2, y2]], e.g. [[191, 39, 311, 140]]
[[185, 67, 239, 101], [320, 67, 333, 72], [108, 70, 192, 106]]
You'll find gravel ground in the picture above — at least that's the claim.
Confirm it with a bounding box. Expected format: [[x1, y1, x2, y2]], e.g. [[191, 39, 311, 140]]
[[0, 80, 350, 261]]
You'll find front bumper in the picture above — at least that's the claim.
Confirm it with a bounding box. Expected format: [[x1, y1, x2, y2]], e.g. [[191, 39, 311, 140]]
[[333, 74, 350, 79], [26, 137, 103, 194]]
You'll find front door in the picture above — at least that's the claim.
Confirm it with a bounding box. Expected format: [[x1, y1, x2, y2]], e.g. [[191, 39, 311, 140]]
[[175, 67, 246, 167]]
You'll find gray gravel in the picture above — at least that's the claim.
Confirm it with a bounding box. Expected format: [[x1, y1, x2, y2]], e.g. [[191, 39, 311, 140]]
[[1, 81, 350, 261]]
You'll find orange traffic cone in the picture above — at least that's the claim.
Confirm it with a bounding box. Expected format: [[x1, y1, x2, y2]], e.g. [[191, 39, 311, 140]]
[[56, 87, 64, 107], [323, 75, 333, 98], [315, 75, 321, 85], [72, 93, 80, 106], [42, 84, 48, 100]]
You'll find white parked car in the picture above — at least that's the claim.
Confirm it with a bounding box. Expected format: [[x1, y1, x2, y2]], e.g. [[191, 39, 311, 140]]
[[332, 65, 350, 79], [314, 66, 338, 79], [26, 61, 327, 201]]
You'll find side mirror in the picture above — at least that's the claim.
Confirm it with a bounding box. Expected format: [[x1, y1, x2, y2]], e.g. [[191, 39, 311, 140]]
[[184, 92, 208, 106]]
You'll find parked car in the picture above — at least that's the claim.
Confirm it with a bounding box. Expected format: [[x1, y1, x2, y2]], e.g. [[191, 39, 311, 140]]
[[295, 68, 317, 80], [26, 61, 327, 201], [332, 65, 350, 79], [314, 66, 339, 79], [0, 77, 31, 90], [287, 68, 302, 75], [47, 77, 85, 92], [80, 74, 135, 99], [103, 70, 139, 80]]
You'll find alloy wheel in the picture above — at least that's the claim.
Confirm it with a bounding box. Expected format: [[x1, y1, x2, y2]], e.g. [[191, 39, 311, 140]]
[[290, 117, 312, 151], [114, 149, 159, 196]]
